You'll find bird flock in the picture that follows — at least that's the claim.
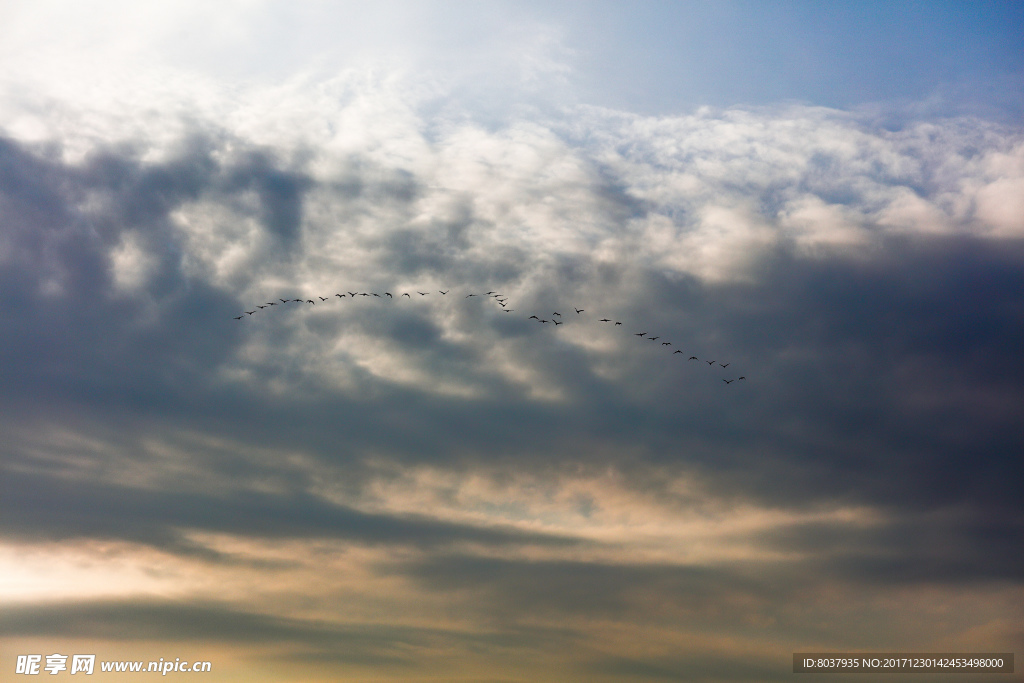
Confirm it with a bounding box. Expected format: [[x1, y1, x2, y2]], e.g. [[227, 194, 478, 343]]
[[233, 288, 747, 383]]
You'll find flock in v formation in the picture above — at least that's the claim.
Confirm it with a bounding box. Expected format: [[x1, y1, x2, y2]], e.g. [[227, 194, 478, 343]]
[[233, 289, 747, 384]]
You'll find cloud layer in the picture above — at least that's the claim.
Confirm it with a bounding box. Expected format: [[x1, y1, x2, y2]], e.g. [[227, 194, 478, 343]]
[[2, 18, 1023, 681]]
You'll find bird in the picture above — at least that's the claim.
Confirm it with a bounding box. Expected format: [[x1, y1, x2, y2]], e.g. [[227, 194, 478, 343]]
[[402, 293, 411, 297], [418, 292, 428, 296], [386, 292, 393, 298], [649, 336, 659, 341], [529, 315, 538, 319], [246, 311, 256, 315], [279, 299, 288, 303], [257, 305, 266, 309], [317, 296, 326, 301], [233, 316, 243, 320], [553, 320, 562, 325], [348, 292, 357, 297], [575, 308, 584, 314], [439, 290, 449, 295], [372, 293, 380, 297], [360, 293, 369, 297], [635, 332, 646, 337], [614, 322, 622, 326], [662, 342, 671, 346], [738, 376, 746, 380], [673, 350, 682, 354], [293, 299, 303, 303], [719, 363, 729, 367], [723, 379, 734, 384], [503, 309, 514, 313], [688, 356, 698, 360], [335, 294, 344, 298], [307, 300, 315, 304], [600, 318, 610, 322], [552, 312, 561, 317], [540, 319, 549, 323], [706, 360, 715, 365], [466, 294, 476, 297], [486, 291, 496, 295], [266, 302, 276, 306]]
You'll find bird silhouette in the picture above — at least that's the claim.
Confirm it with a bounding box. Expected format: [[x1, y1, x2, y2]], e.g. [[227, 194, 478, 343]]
[[723, 379, 734, 384], [553, 320, 562, 325], [336, 294, 344, 298], [649, 336, 659, 341], [738, 376, 746, 380], [246, 311, 256, 315], [439, 290, 449, 295], [540, 320, 549, 323], [348, 292, 357, 297], [280, 299, 289, 303], [529, 315, 538, 320], [372, 293, 380, 297], [257, 305, 266, 309], [402, 293, 410, 297], [614, 322, 622, 326], [663, 342, 671, 346], [386, 292, 393, 298], [266, 302, 276, 306], [575, 308, 584, 314], [307, 300, 315, 304], [318, 297, 327, 301], [553, 312, 561, 317], [635, 332, 646, 337], [673, 350, 682, 354], [600, 318, 610, 322], [706, 360, 715, 365], [719, 363, 729, 367], [466, 294, 476, 297], [418, 292, 428, 296], [688, 356, 698, 360], [233, 316, 243, 320], [503, 309, 514, 312]]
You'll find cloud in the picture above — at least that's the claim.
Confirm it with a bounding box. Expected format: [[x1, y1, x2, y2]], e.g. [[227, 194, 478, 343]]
[[1, 55, 1022, 680]]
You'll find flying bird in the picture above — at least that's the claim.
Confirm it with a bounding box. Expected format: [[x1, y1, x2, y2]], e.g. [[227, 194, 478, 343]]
[[575, 308, 584, 314], [706, 360, 715, 365], [386, 292, 393, 298], [635, 332, 646, 337], [614, 322, 622, 326], [257, 305, 266, 309], [266, 302, 276, 306], [503, 309, 514, 313], [662, 342, 671, 346], [439, 290, 449, 295], [372, 293, 380, 297], [648, 336, 659, 341], [723, 379, 734, 384], [336, 294, 344, 298], [673, 350, 682, 354], [348, 292, 357, 297], [319, 297, 328, 301], [738, 376, 746, 380], [279, 299, 289, 303], [246, 311, 256, 315], [402, 293, 411, 297], [688, 356, 698, 360], [233, 316, 243, 320], [307, 300, 315, 304], [418, 292, 429, 296], [553, 320, 562, 325], [466, 294, 476, 297], [600, 318, 610, 322], [529, 315, 538, 319]]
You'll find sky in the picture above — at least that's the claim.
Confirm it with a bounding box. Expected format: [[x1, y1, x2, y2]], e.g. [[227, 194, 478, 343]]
[[1, 1, 1022, 681]]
